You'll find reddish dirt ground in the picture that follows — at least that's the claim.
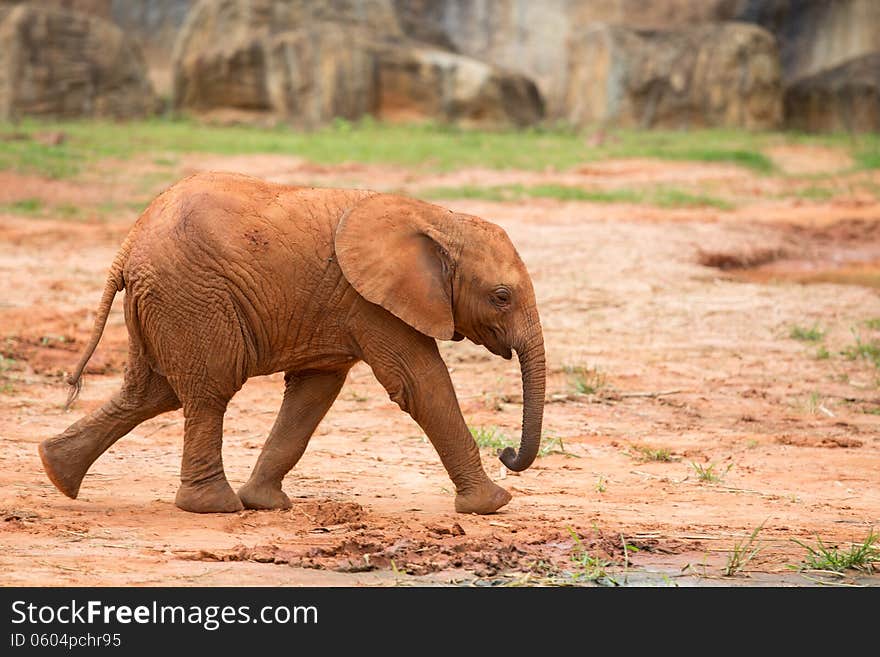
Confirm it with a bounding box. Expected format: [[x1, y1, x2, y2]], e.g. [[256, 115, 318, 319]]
[[2, 147, 879, 586]]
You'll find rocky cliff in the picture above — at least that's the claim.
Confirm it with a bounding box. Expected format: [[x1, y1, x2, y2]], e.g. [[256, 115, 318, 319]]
[[172, 0, 543, 126], [564, 22, 781, 129], [0, 4, 157, 120]]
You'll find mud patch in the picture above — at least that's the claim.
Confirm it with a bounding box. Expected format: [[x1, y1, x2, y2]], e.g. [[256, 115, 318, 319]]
[[175, 522, 643, 579], [697, 247, 786, 270], [698, 218, 880, 288], [777, 435, 864, 449], [295, 500, 366, 526]]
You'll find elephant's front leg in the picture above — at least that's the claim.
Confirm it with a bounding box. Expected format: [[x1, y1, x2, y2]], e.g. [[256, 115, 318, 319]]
[[238, 368, 350, 510], [359, 327, 511, 514]]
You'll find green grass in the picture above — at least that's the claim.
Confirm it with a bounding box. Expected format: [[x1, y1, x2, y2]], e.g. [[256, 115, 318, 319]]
[[855, 139, 880, 170], [794, 185, 836, 201], [650, 188, 733, 210], [0, 194, 153, 220], [789, 324, 825, 342], [422, 183, 732, 209], [584, 128, 776, 173], [843, 332, 880, 369], [0, 355, 16, 394], [538, 434, 572, 457], [722, 522, 765, 577], [815, 346, 831, 360], [0, 198, 44, 215], [690, 461, 730, 483], [800, 391, 823, 415], [469, 426, 514, 451], [0, 118, 791, 180], [864, 318, 880, 331], [565, 528, 615, 584], [564, 365, 607, 395], [792, 530, 880, 573], [633, 445, 673, 462], [468, 426, 573, 458], [16, 118, 880, 187], [7, 119, 879, 183], [421, 184, 637, 203]]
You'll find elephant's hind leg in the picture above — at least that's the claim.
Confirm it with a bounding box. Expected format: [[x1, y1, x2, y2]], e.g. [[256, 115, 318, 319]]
[[39, 365, 181, 500], [238, 368, 349, 510], [174, 396, 244, 514]]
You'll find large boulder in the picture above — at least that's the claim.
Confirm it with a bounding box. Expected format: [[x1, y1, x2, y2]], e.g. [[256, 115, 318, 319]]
[[173, 0, 544, 127], [0, 4, 158, 119], [391, 0, 742, 118], [266, 24, 378, 127], [172, 0, 402, 113], [371, 44, 543, 127], [564, 22, 782, 129], [0, 1, 113, 22], [109, 1, 193, 96], [734, 0, 880, 83], [784, 53, 880, 133]]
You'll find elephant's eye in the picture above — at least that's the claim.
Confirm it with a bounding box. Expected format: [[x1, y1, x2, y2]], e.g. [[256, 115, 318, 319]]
[[491, 286, 511, 307]]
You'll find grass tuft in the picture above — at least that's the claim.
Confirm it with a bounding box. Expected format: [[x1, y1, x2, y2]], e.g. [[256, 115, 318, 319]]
[[0, 198, 43, 216], [690, 461, 731, 483], [634, 445, 673, 462], [792, 530, 880, 573], [565, 527, 615, 584], [722, 522, 765, 577], [564, 365, 607, 395], [789, 324, 825, 342], [469, 426, 514, 451], [468, 426, 572, 458], [843, 331, 880, 368]]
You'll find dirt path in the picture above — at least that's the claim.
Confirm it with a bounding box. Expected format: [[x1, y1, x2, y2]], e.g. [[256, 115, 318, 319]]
[[2, 149, 879, 586]]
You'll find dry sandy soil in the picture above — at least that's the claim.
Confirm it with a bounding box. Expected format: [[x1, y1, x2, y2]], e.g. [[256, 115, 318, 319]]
[[2, 146, 879, 586]]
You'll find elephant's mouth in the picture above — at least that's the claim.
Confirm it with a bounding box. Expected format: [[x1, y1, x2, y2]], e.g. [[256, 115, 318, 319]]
[[485, 341, 513, 360], [459, 326, 512, 359]]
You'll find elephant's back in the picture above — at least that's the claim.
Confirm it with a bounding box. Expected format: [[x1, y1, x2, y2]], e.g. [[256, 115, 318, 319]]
[[127, 172, 371, 269]]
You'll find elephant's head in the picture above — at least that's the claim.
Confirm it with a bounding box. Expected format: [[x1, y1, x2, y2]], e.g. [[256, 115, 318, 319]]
[[335, 194, 546, 472]]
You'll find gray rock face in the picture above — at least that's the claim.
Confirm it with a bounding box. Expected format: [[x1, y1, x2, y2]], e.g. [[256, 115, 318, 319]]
[[784, 52, 880, 133], [266, 24, 377, 127], [0, 4, 158, 119], [564, 22, 782, 129], [390, 0, 742, 118], [372, 44, 543, 127], [734, 0, 880, 83], [171, 0, 402, 113], [172, 0, 544, 126]]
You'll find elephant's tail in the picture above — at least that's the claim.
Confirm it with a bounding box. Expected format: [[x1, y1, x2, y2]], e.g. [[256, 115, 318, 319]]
[[65, 238, 131, 409]]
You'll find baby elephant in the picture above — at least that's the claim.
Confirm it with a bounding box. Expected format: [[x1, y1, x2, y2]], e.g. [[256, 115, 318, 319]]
[[39, 172, 546, 515]]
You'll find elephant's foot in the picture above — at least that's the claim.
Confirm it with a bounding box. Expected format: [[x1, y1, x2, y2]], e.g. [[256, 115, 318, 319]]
[[454, 480, 512, 514], [175, 478, 244, 513], [39, 438, 89, 499], [237, 480, 292, 510]]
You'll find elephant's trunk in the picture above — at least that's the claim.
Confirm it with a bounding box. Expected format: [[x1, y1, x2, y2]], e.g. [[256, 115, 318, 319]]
[[499, 317, 546, 472]]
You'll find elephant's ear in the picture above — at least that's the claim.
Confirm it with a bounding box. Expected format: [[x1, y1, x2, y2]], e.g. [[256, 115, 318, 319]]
[[335, 194, 455, 340]]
